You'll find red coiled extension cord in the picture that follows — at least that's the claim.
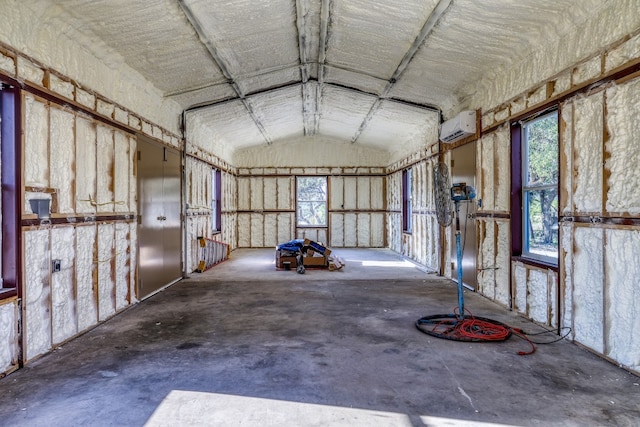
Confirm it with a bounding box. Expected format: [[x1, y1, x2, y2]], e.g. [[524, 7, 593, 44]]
[[453, 308, 536, 355], [417, 307, 537, 355]]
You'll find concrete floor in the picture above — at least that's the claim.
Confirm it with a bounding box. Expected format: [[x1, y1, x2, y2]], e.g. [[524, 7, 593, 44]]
[[1, 249, 639, 426]]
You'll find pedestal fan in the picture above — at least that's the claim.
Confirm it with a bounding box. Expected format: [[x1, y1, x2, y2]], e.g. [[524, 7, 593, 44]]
[[415, 162, 514, 344]]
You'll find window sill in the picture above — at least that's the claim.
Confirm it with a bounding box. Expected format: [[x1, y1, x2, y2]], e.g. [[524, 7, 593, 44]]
[[512, 256, 558, 271], [0, 288, 18, 300]]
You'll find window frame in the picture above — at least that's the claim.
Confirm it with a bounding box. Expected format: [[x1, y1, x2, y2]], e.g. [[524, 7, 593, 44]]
[[296, 176, 328, 228], [0, 81, 21, 299], [211, 168, 221, 234], [402, 168, 412, 233], [511, 108, 559, 267]]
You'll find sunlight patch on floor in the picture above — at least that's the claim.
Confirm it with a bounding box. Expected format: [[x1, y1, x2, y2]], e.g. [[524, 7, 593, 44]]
[[145, 390, 520, 427], [360, 260, 417, 268]]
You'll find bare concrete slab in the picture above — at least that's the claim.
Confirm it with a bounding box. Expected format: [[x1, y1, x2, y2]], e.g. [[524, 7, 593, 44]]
[[1, 249, 638, 426]]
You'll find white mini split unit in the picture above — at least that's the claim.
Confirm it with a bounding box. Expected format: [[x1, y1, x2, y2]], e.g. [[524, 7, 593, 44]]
[[439, 110, 476, 143]]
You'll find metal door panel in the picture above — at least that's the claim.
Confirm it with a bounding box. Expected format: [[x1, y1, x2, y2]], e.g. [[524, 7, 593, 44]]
[[162, 148, 182, 282], [137, 139, 182, 299], [450, 142, 477, 289]]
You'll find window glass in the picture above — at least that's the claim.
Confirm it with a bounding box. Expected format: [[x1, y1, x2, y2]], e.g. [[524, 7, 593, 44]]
[[296, 176, 327, 227], [403, 168, 412, 232], [522, 111, 558, 262], [211, 168, 221, 232]]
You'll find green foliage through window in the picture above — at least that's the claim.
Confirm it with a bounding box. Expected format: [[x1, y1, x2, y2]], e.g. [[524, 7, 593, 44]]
[[297, 176, 327, 226]]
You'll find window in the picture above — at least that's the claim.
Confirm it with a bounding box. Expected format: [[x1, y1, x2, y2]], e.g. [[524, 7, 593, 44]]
[[1, 82, 19, 298], [212, 168, 221, 233], [402, 168, 412, 233], [512, 110, 559, 265], [296, 176, 327, 227]]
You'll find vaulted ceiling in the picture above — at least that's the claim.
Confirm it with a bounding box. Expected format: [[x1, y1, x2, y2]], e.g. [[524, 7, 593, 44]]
[[50, 0, 601, 153]]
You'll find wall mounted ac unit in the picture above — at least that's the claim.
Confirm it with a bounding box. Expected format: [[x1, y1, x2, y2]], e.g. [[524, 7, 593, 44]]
[[439, 110, 476, 143]]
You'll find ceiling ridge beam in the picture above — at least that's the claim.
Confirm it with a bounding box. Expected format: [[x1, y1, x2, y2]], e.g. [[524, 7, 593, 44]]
[[295, 0, 314, 136], [351, 0, 451, 143], [295, 0, 311, 84], [178, 0, 273, 144], [313, 0, 331, 135]]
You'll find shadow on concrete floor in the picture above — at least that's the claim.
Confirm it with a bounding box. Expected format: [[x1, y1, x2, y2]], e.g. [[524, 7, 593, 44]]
[[1, 249, 638, 427]]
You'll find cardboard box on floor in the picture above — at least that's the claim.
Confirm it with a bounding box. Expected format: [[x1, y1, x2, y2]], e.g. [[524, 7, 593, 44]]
[[302, 239, 330, 267], [275, 251, 298, 269], [303, 238, 331, 257], [275, 239, 332, 269], [302, 251, 328, 267]]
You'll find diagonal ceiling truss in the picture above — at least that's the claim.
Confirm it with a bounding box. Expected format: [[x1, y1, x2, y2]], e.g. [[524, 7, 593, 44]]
[[351, 0, 451, 143], [46, 0, 606, 155], [178, 0, 274, 145]]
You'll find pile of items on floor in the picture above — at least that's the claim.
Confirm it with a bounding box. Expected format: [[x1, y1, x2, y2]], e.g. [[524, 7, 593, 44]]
[[275, 238, 344, 274]]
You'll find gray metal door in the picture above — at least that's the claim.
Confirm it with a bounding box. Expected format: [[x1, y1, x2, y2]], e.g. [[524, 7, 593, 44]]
[[137, 138, 181, 299], [161, 148, 182, 283], [450, 142, 477, 289]]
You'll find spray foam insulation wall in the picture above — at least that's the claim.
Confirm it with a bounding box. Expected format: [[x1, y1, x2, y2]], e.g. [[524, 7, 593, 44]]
[[512, 261, 558, 328], [386, 158, 440, 272], [477, 219, 511, 308], [606, 78, 640, 215], [232, 137, 390, 169], [468, 0, 640, 114], [184, 157, 239, 272], [406, 161, 438, 268], [76, 225, 98, 332], [0, 300, 18, 373], [564, 93, 605, 214], [50, 107, 75, 213], [24, 229, 51, 361], [24, 94, 136, 216], [236, 174, 294, 248], [23, 223, 136, 362], [22, 93, 137, 363], [556, 75, 640, 371], [471, 28, 640, 373], [185, 158, 212, 273], [604, 228, 640, 370], [51, 226, 76, 344], [0, 2, 182, 134], [561, 223, 640, 372], [476, 126, 510, 214], [386, 172, 401, 254], [235, 171, 386, 248], [329, 176, 385, 247]]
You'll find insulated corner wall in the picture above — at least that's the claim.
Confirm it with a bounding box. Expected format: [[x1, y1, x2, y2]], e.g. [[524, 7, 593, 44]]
[[23, 223, 135, 363], [21, 93, 137, 363], [475, 126, 512, 307], [557, 74, 640, 373], [184, 156, 237, 273], [329, 174, 385, 248], [0, 299, 19, 374], [387, 157, 439, 272], [237, 171, 294, 248]]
